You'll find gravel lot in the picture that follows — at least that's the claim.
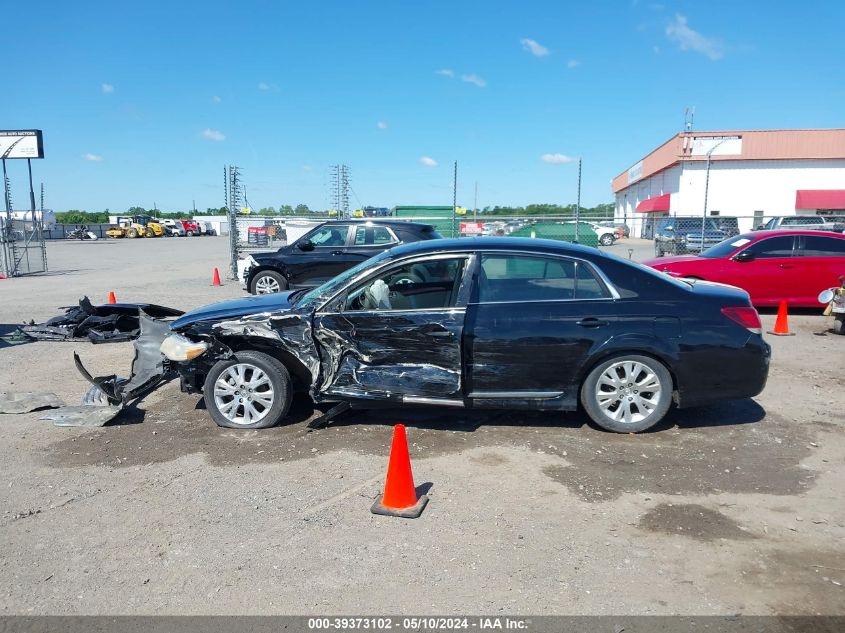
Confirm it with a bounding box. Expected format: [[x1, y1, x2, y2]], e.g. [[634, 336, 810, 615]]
[[0, 236, 843, 615]]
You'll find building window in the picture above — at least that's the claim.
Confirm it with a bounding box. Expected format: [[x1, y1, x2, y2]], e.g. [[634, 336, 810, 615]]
[[709, 210, 720, 216]]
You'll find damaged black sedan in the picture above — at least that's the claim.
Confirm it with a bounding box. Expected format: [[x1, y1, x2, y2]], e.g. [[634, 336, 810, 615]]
[[147, 238, 770, 433]]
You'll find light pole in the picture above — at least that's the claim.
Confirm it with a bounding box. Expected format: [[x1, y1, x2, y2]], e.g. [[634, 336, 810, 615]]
[[701, 138, 729, 246]]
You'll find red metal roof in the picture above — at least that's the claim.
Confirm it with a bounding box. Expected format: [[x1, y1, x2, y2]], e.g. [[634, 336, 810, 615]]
[[613, 129, 845, 194], [795, 189, 845, 209]]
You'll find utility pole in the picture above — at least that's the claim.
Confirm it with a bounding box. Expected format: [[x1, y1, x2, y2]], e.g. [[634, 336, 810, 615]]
[[452, 160, 458, 238], [702, 138, 729, 247], [574, 158, 582, 243]]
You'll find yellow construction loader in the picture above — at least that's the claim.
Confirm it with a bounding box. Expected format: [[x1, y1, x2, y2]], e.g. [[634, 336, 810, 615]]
[[106, 215, 166, 238]]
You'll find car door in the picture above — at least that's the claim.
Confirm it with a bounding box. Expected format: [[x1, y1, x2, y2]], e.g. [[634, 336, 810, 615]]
[[798, 234, 845, 304], [722, 235, 801, 305], [312, 253, 472, 402], [285, 224, 353, 286], [464, 252, 618, 409], [339, 224, 401, 267]]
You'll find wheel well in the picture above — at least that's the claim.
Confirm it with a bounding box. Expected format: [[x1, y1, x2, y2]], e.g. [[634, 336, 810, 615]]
[[223, 339, 312, 390], [248, 266, 287, 286], [578, 350, 679, 401]]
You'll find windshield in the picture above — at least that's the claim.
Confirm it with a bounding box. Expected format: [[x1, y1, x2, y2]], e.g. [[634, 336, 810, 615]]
[[700, 234, 755, 258], [294, 250, 392, 308]]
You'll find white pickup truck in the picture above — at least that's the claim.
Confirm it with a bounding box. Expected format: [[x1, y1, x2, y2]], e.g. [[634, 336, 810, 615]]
[[758, 215, 845, 232]]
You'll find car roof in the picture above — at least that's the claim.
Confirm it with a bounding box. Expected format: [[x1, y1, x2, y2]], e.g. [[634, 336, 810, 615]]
[[318, 219, 435, 229], [747, 229, 845, 239], [383, 236, 610, 259]]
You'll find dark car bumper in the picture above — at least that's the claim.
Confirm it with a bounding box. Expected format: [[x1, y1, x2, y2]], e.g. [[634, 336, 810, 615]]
[[676, 337, 770, 408]]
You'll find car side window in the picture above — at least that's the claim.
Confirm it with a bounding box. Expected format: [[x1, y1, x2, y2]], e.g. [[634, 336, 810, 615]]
[[345, 257, 467, 312], [352, 225, 398, 246], [309, 225, 349, 247], [802, 236, 845, 257], [742, 235, 795, 258], [478, 255, 610, 302]]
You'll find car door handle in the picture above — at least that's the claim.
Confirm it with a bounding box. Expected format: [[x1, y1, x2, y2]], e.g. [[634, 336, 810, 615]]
[[420, 324, 451, 337], [576, 318, 609, 328], [331, 250, 344, 255]]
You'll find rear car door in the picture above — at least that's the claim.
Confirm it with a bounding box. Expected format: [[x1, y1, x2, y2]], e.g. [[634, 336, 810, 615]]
[[286, 224, 352, 287], [340, 224, 401, 267], [797, 234, 845, 304], [312, 254, 472, 402], [465, 252, 618, 409]]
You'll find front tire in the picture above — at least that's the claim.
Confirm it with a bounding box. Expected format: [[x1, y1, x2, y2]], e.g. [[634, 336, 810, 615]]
[[250, 270, 288, 295], [834, 314, 845, 335], [599, 234, 614, 246], [186, 230, 194, 237], [580, 354, 673, 433], [203, 351, 292, 429]]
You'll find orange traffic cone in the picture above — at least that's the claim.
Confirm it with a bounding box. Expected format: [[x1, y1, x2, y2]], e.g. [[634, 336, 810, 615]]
[[768, 301, 795, 336], [211, 267, 221, 286], [371, 424, 429, 518], [107, 291, 117, 304]]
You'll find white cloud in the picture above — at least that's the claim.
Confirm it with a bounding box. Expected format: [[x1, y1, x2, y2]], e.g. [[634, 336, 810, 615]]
[[665, 14, 724, 60], [377, 121, 387, 129], [101, 83, 114, 94], [541, 153, 575, 164], [419, 156, 438, 167], [302, 165, 313, 172], [201, 128, 226, 142], [567, 59, 580, 68], [435, 68, 455, 77], [461, 73, 487, 88], [257, 82, 279, 91], [82, 153, 103, 162], [520, 38, 550, 57], [211, 95, 221, 103]]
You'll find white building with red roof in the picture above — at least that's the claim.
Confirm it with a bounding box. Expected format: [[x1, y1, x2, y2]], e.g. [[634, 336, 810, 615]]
[[612, 129, 845, 237]]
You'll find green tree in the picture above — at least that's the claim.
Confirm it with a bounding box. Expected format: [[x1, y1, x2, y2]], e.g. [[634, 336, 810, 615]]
[[294, 204, 310, 214]]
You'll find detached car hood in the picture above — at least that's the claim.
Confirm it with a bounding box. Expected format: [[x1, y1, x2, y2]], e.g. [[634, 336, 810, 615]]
[[171, 291, 296, 329]]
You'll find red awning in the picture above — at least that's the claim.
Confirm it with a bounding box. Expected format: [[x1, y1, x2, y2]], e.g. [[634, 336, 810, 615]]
[[636, 193, 671, 213], [795, 189, 845, 210]]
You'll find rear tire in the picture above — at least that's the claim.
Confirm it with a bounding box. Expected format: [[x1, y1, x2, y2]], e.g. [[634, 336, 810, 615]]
[[654, 243, 664, 257], [580, 354, 673, 433], [186, 230, 194, 237], [250, 270, 288, 295], [203, 351, 292, 429], [145, 227, 155, 238]]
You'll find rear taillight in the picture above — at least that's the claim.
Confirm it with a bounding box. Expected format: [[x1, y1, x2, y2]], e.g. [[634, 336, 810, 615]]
[[721, 306, 762, 334]]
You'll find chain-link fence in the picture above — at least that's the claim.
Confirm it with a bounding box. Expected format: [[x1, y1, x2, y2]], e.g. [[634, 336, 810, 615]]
[[0, 218, 47, 276], [639, 213, 845, 257]]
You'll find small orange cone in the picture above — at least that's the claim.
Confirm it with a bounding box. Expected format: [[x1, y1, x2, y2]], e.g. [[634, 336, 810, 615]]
[[768, 301, 795, 336], [107, 291, 117, 304], [371, 424, 429, 518], [211, 267, 221, 286]]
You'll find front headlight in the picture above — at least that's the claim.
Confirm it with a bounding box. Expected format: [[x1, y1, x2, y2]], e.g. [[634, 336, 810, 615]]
[[160, 334, 209, 362]]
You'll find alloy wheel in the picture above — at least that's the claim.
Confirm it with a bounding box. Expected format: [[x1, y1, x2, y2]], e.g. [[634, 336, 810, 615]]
[[594, 360, 663, 425], [254, 276, 281, 294], [213, 363, 275, 426]]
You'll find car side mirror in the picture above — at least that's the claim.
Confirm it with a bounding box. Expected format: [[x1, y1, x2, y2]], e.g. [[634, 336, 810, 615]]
[[734, 250, 755, 262], [297, 239, 314, 252]]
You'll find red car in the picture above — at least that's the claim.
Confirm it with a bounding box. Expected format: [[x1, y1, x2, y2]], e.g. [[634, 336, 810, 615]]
[[179, 219, 200, 236], [642, 230, 845, 307]]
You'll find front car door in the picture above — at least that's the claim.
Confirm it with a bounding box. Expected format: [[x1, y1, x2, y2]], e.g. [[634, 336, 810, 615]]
[[724, 235, 800, 305], [312, 253, 473, 403], [465, 252, 619, 410], [285, 224, 353, 287]]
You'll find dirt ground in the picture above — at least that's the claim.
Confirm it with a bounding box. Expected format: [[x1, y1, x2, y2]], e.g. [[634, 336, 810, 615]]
[[0, 237, 843, 615]]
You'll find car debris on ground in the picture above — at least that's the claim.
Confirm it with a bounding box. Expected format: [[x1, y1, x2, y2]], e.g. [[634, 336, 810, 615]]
[[0, 392, 65, 414]]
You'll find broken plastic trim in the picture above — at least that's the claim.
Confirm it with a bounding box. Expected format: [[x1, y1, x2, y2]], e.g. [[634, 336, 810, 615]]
[[74, 311, 174, 405]]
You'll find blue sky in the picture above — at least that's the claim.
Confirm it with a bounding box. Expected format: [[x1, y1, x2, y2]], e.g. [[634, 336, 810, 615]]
[[3, 0, 844, 213]]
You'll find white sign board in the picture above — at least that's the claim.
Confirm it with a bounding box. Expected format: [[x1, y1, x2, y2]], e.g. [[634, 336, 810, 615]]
[[0, 130, 44, 159], [628, 160, 643, 184], [690, 136, 742, 157]]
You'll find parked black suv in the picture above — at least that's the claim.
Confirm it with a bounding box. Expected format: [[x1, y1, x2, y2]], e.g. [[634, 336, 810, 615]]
[[654, 217, 727, 256], [244, 220, 442, 294]]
